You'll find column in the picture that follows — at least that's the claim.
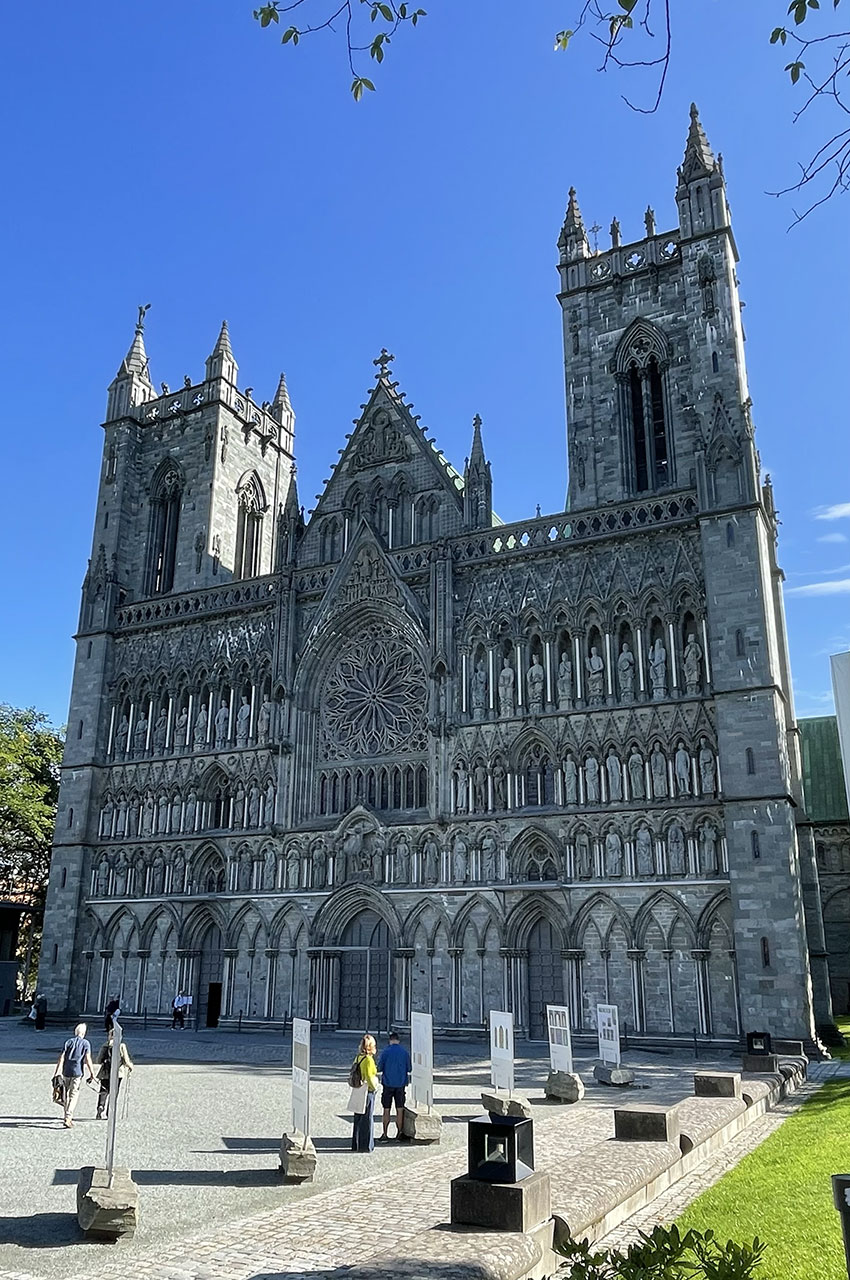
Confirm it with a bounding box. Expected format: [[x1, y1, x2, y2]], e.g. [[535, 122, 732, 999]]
[[288, 948, 298, 1019], [461, 652, 468, 716], [165, 694, 175, 752], [449, 947, 463, 1024], [628, 949, 646, 1033], [667, 620, 678, 690], [488, 646, 496, 714], [701, 616, 712, 687], [662, 949, 676, 1033], [393, 949, 413, 1024], [249, 682, 258, 741], [477, 948, 486, 1025], [573, 634, 583, 702], [544, 635, 554, 707], [223, 948, 239, 1017], [605, 631, 614, 699], [135, 951, 150, 1014], [307, 950, 321, 1021], [107, 705, 116, 758], [514, 639, 524, 708], [692, 948, 711, 1035], [564, 950, 584, 1029], [635, 626, 646, 697], [264, 949, 278, 1018]]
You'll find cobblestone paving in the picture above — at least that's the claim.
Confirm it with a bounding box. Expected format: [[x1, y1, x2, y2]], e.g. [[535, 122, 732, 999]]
[[0, 1019, 827, 1280], [598, 1060, 846, 1253]]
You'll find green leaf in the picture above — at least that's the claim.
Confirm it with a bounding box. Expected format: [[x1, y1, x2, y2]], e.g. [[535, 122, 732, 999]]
[[618, 0, 639, 10], [554, 27, 574, 50], [378, 2, 394, 19], [254, 4, 280, 26], [351, 75, 376, 100], [786, 58, 805, 80], [770, 25, 788, 42]]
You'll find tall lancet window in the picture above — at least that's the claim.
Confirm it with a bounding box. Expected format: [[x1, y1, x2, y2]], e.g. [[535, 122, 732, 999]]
[[234, 472, 267, 579], [145, 462, 183, 595], [615, 320, 673, 494]]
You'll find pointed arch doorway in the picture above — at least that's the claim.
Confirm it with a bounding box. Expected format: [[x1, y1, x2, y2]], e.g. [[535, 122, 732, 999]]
[[338, 909, 391, 1033], [196, 923, 224, 1028], [527, 918, 564, 1040]]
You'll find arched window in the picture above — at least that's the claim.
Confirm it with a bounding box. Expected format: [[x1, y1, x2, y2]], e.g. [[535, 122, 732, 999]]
[[746, 748, 756, 776], [751, 830, 760, 859], [735, 629, 746, 657], [319, 517, 340, 564], [615, 320, 672, 495], [235, 473, 267, 579], [760, 936, 771, 968], [726, 522, 735, 548], [712, 351, 719, 373], [144, 463, 182, 595]]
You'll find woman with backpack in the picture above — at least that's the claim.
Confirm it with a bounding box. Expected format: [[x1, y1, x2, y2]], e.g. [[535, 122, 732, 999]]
[[349, 1033, 379, 1152], [95, 1028, 134, 1119]]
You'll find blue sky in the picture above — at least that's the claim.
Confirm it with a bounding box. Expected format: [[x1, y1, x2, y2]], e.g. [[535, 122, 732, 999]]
[[0, 0, 847, 727]]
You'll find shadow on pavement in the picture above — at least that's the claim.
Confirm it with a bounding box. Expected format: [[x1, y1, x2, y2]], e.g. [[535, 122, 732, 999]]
[[52, 1167, 282, 1188], [0, 1213, 83, 1249], [246, 1267, 495, 1279]]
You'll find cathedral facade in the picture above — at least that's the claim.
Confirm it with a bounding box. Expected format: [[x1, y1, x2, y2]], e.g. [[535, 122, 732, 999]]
[[39, 108, 834, 1045]]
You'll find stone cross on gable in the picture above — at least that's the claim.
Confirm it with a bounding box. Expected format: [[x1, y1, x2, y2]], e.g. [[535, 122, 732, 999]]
[[373, 348, 395, 377]]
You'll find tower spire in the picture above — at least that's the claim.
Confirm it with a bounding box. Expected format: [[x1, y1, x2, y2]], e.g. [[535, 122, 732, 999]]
[[463, 413, 492, 530], [123, 302, 152, 376], [680, 103, 717, 182], [106, 304, 154, 418], [273, 372, 292, 415], [676, 104, 730, 239], [205, 320, 238, 384], [558, 187, 590, 262]]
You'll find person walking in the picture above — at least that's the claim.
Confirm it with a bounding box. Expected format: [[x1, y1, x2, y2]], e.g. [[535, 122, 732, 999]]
[[377, 1030, 412, 1141], [349, 1033, 379, 1153], [103, 996, 121, 1033], [95, 1027, 134, 1119], [34, 992, 47, 1030], [53, 1023, 96, 1128]]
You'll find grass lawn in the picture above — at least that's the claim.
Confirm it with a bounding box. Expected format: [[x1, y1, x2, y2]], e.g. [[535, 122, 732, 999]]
[[677, 1072, 850, 1280]]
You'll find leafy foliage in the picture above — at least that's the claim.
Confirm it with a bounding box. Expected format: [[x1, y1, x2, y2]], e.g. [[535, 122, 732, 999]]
[[555, 1224, 765, 1280], [0, 705, 64, 910]]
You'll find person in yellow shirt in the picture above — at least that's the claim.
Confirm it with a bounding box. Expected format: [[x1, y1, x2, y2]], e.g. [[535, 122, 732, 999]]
[[351, 1034, 379, 1152]]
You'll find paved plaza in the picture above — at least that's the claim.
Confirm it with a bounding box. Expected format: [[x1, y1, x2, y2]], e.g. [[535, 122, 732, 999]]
[[0, 1020, 834, 1280]]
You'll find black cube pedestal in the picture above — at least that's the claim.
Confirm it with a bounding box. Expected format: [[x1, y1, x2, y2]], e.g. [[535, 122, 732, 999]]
[[450, 1170, 551, 1233]]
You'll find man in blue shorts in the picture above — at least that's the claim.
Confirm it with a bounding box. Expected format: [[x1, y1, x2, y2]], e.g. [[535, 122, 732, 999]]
[[377, 1030, 412, 1141]]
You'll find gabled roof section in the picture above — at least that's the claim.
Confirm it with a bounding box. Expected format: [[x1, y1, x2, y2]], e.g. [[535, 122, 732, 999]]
[[307, 351, 467, 523]]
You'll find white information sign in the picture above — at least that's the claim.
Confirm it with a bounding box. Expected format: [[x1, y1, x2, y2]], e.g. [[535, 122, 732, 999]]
[[546, 1004, 574, 1074], [490, 1009, 515, 1092], [832, 651, 850, 813], [105, 1021, 122, 1186], [596, 1003, 621, 1067], [410, 1010, 434, 1109], [291, 1017, 311, 1138]]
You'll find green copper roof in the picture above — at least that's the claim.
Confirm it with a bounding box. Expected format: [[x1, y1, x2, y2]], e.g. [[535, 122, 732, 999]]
[[799, 716, 849, 822]]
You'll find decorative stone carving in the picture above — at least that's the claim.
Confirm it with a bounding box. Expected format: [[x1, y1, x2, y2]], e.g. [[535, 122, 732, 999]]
[[526, 654, 545, 715], [264, 782, 276, 825], [265, 847, 278, 889], [557, 651, 572, 709], [423, 835, 439, 885], [683, 633, 703, 695], [563, 754, 578, 806], [141, 792, 155, 838], [184, 791, 197, 832], [675, 742, 691, 795], [257, 698, 274, 745], [585, 755, 600, 804], [455, 763, 469, 813], [481, 835, 497, 882], [636, 824, 655, 877], [471, 660, 488, 720], [700, 820, 719, 875], [606, 750, 622, 802], [235, 695, 251, 748], [152, 709, 167, 753], [214, 701, 230, 749], [114, 715, 129, 758], [617, 643, 635, 701], [248, 785, 261, 828], [394, 837, 409, 884], [576, 833, 592, 878], [604, 831, 623, 877], [453, 836, 468, 883], [667, 822, 686, 876], [492, 760, 507, 810], [320, 623, 427, 760], [699, 738, 716, 796], [172, 851, 185, 894], [650, 639, 667, 700], [193, 704, 208, 750], [585, 647, 605, 705], [157, 795, 169, 834], [174, 707, 188, 750], [628, 749, 645, 799], [650, 743, 668, 799], [473, 762, 487, 812], [133, 714, 148, 757], [498, 658, 515, 717]]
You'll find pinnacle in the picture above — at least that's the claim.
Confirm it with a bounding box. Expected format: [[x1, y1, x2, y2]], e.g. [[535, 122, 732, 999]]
[[563, 186, 586, 237], [681, 102, 717, 182], [469, 413, 487, 468], [122, 304, 152, 379], [212, 320, 233, 358], [273, 372, 292, 412]]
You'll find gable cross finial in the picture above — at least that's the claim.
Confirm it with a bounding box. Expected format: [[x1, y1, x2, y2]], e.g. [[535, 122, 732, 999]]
[[373, 348, 395, 377], [137, 302, 151, 332], [472, 412, 482, 429]]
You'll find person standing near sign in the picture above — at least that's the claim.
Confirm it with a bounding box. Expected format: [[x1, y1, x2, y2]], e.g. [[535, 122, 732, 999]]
[[377, 1031, 412, 1141], [53, 1022, 96, 1128], [95, 1027, 134, 1119], [171, 991, 187, 1029], [349, 1034, 379, 1153]]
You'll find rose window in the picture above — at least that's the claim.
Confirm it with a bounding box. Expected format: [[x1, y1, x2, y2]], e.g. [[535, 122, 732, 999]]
[[320, 624, 427, 760]]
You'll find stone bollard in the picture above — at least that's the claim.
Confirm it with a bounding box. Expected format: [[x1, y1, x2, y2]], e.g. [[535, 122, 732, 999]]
[[451, 1169, 551, 1233], [77, 1166, 138, 1239], [280, 1130, 317, 1183], [694, 1071, 742, 1099], [593, 1063, 635, 1087], [613, 1104, 680, 1144], [544, 1070, 585, 1103], [402, 1101, 442, 1142], [742, 1053, 781, 1074], [481, 1089, 533, 1118]]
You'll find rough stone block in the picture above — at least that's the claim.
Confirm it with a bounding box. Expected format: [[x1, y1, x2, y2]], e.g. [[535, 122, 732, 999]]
[[593, 1063, 635, 1087], [77, 1165, 138, 1239], [402, 1101, 442, 1142], [742, 1053, 781, 1074], [450, 1169, 551, 1233], [694, 1071, 742, 1099], [544, 1070, 585, 1103], [613, 1103, 680, 1144], [481, 1089, 533, 1118], [280, 1130, 317, 1182]]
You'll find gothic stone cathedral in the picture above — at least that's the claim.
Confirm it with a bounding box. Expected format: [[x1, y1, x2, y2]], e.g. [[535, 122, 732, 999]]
[[39, 108, 835, 1046]]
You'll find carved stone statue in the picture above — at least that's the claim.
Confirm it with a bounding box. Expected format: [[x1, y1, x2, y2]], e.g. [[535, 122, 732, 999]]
[[174, 706, 189, 749], [636, 825, 655, 877], [257, 698, 273, 744], [481, 835, 497, 882], [585, 754, 600, 804], [699, 737, 716, 796], [184, 790, 197, 832], [266, 847, 278, 889], [238, 853, 251, 892], [157, 794, 169, 834], [650, 638, 668, 700], [453, 836, 468, 883], [133, 713, 148, 756], [193, 704, 208, 749], [492, 760, 507, 809], [96, 857, 109, 896], [606, 749, 622, 802], [650, 743, 668, 799], [214, 700, 230, 748], [667, 822, 687, 876], [526, 654, 545, 714], [471, 660, 488, 720], [576, 833, 592, 878], [172, 851, 185, 894], [423, 836, 439, 885], [557, 651, 572, 710], [585, 646, 605, 705], [675, 742, 692, 795], [617, 643, 635, 701], [604, 830, 623, 877], [152, 708, 168, 753], [286, 846, 300, 889], [264, 781, 276, 825], [116, 798, 128, 838], [394, 837, 409, 884], [248, 785, 261, 827], [455, 763, 469, 812], [153, 852, 165, 895], [700, 820, 719, 875], [683, 633, 703, 696], [114, 714, 129, 758], [473, 762, 488, 811], [100, 799, 113, 839], [563, 754, 578, 806], [170, 794, 182, 834], [498, 658, 515, 718], [235, 695, 251, 747], [628, 749, 645, 799], [141, 791, 155, 837]]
